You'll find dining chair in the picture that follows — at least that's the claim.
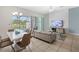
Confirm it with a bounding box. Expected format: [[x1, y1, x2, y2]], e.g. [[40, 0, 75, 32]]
[[0, 37, 13, 48], [56, 28, 66, 40], [0, 36, 1, 46], [8, 29, 14, 32], [0, 36, 1, 38], [11, 33, 32, 52]]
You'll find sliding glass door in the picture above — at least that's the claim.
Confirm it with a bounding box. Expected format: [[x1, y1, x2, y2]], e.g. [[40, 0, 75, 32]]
[[12, 16, 31, 30], [35, 16, 44, 31]]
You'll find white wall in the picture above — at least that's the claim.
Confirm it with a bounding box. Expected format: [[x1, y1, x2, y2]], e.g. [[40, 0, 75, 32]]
[[0, 6, 42, 38], [49, 9, 69, 28], [43, 14, 49, 31], [44, 8, 69, 32]]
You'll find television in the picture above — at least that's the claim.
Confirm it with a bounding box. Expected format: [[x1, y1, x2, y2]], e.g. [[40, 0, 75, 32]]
[[51, 20, 63, 28]]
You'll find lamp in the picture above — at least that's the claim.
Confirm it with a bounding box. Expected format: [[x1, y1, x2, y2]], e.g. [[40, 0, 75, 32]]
[[12, 12, 23, 16], [19, 13, 23, 16]]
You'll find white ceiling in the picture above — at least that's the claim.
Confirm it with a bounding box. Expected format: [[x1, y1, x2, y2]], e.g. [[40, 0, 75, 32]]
[[19, 6, 75, 14]]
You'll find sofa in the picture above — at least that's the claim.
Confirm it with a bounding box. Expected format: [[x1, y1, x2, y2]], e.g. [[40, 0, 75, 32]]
[[33, 30, 56, 43]]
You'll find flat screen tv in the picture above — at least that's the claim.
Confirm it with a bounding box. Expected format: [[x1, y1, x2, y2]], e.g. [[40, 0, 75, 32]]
[[51, 20, 63, 28]]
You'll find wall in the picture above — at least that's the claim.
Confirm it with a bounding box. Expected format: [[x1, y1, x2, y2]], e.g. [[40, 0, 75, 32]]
[[0, 6, 42, 38], [44, 8, 69, 32], [43, 14, 49, 31], [69, 7, 79, 35]]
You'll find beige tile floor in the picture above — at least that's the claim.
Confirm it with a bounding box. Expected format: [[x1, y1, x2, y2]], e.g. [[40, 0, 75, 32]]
[[0, 34, 79, 52]]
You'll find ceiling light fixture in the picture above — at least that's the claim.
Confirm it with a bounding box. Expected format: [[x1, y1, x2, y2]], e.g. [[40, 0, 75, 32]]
[[12, 12, 23, 16]]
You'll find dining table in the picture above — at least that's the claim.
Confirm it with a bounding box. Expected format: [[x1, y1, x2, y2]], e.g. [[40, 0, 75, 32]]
[[7, 29, 28, 43]]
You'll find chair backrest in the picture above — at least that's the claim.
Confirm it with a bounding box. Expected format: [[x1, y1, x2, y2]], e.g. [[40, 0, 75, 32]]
[[8, 29, 14, 32], [0, 36, 1, 39], [17, 33, 31, 47]]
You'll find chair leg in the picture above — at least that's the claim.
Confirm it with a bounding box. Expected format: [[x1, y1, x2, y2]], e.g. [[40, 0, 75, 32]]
[[0, 38, 1, 48], [11, 45, 15, 52], [27, 45, 32, 52], [11, 44, 32, 52], [11, 45, 24, 52]]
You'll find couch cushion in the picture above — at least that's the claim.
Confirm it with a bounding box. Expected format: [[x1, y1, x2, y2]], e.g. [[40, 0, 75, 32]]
[[1, 37, 10, 42], [0, 40, 13, 48]]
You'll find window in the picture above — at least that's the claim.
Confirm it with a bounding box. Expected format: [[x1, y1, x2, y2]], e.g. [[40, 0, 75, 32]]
[[12, 16, 31, 30], [35, 16, 44, 31]]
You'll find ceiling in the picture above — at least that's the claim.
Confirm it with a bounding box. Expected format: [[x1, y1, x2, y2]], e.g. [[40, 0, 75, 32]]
[[19, 6, 75, 14]]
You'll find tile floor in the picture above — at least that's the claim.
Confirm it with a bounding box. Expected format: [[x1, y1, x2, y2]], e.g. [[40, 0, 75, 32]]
[[0, 34, 79, 52]]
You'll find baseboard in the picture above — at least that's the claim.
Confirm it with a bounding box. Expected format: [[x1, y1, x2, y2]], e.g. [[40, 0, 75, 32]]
[[69, 32, 79, 36]]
